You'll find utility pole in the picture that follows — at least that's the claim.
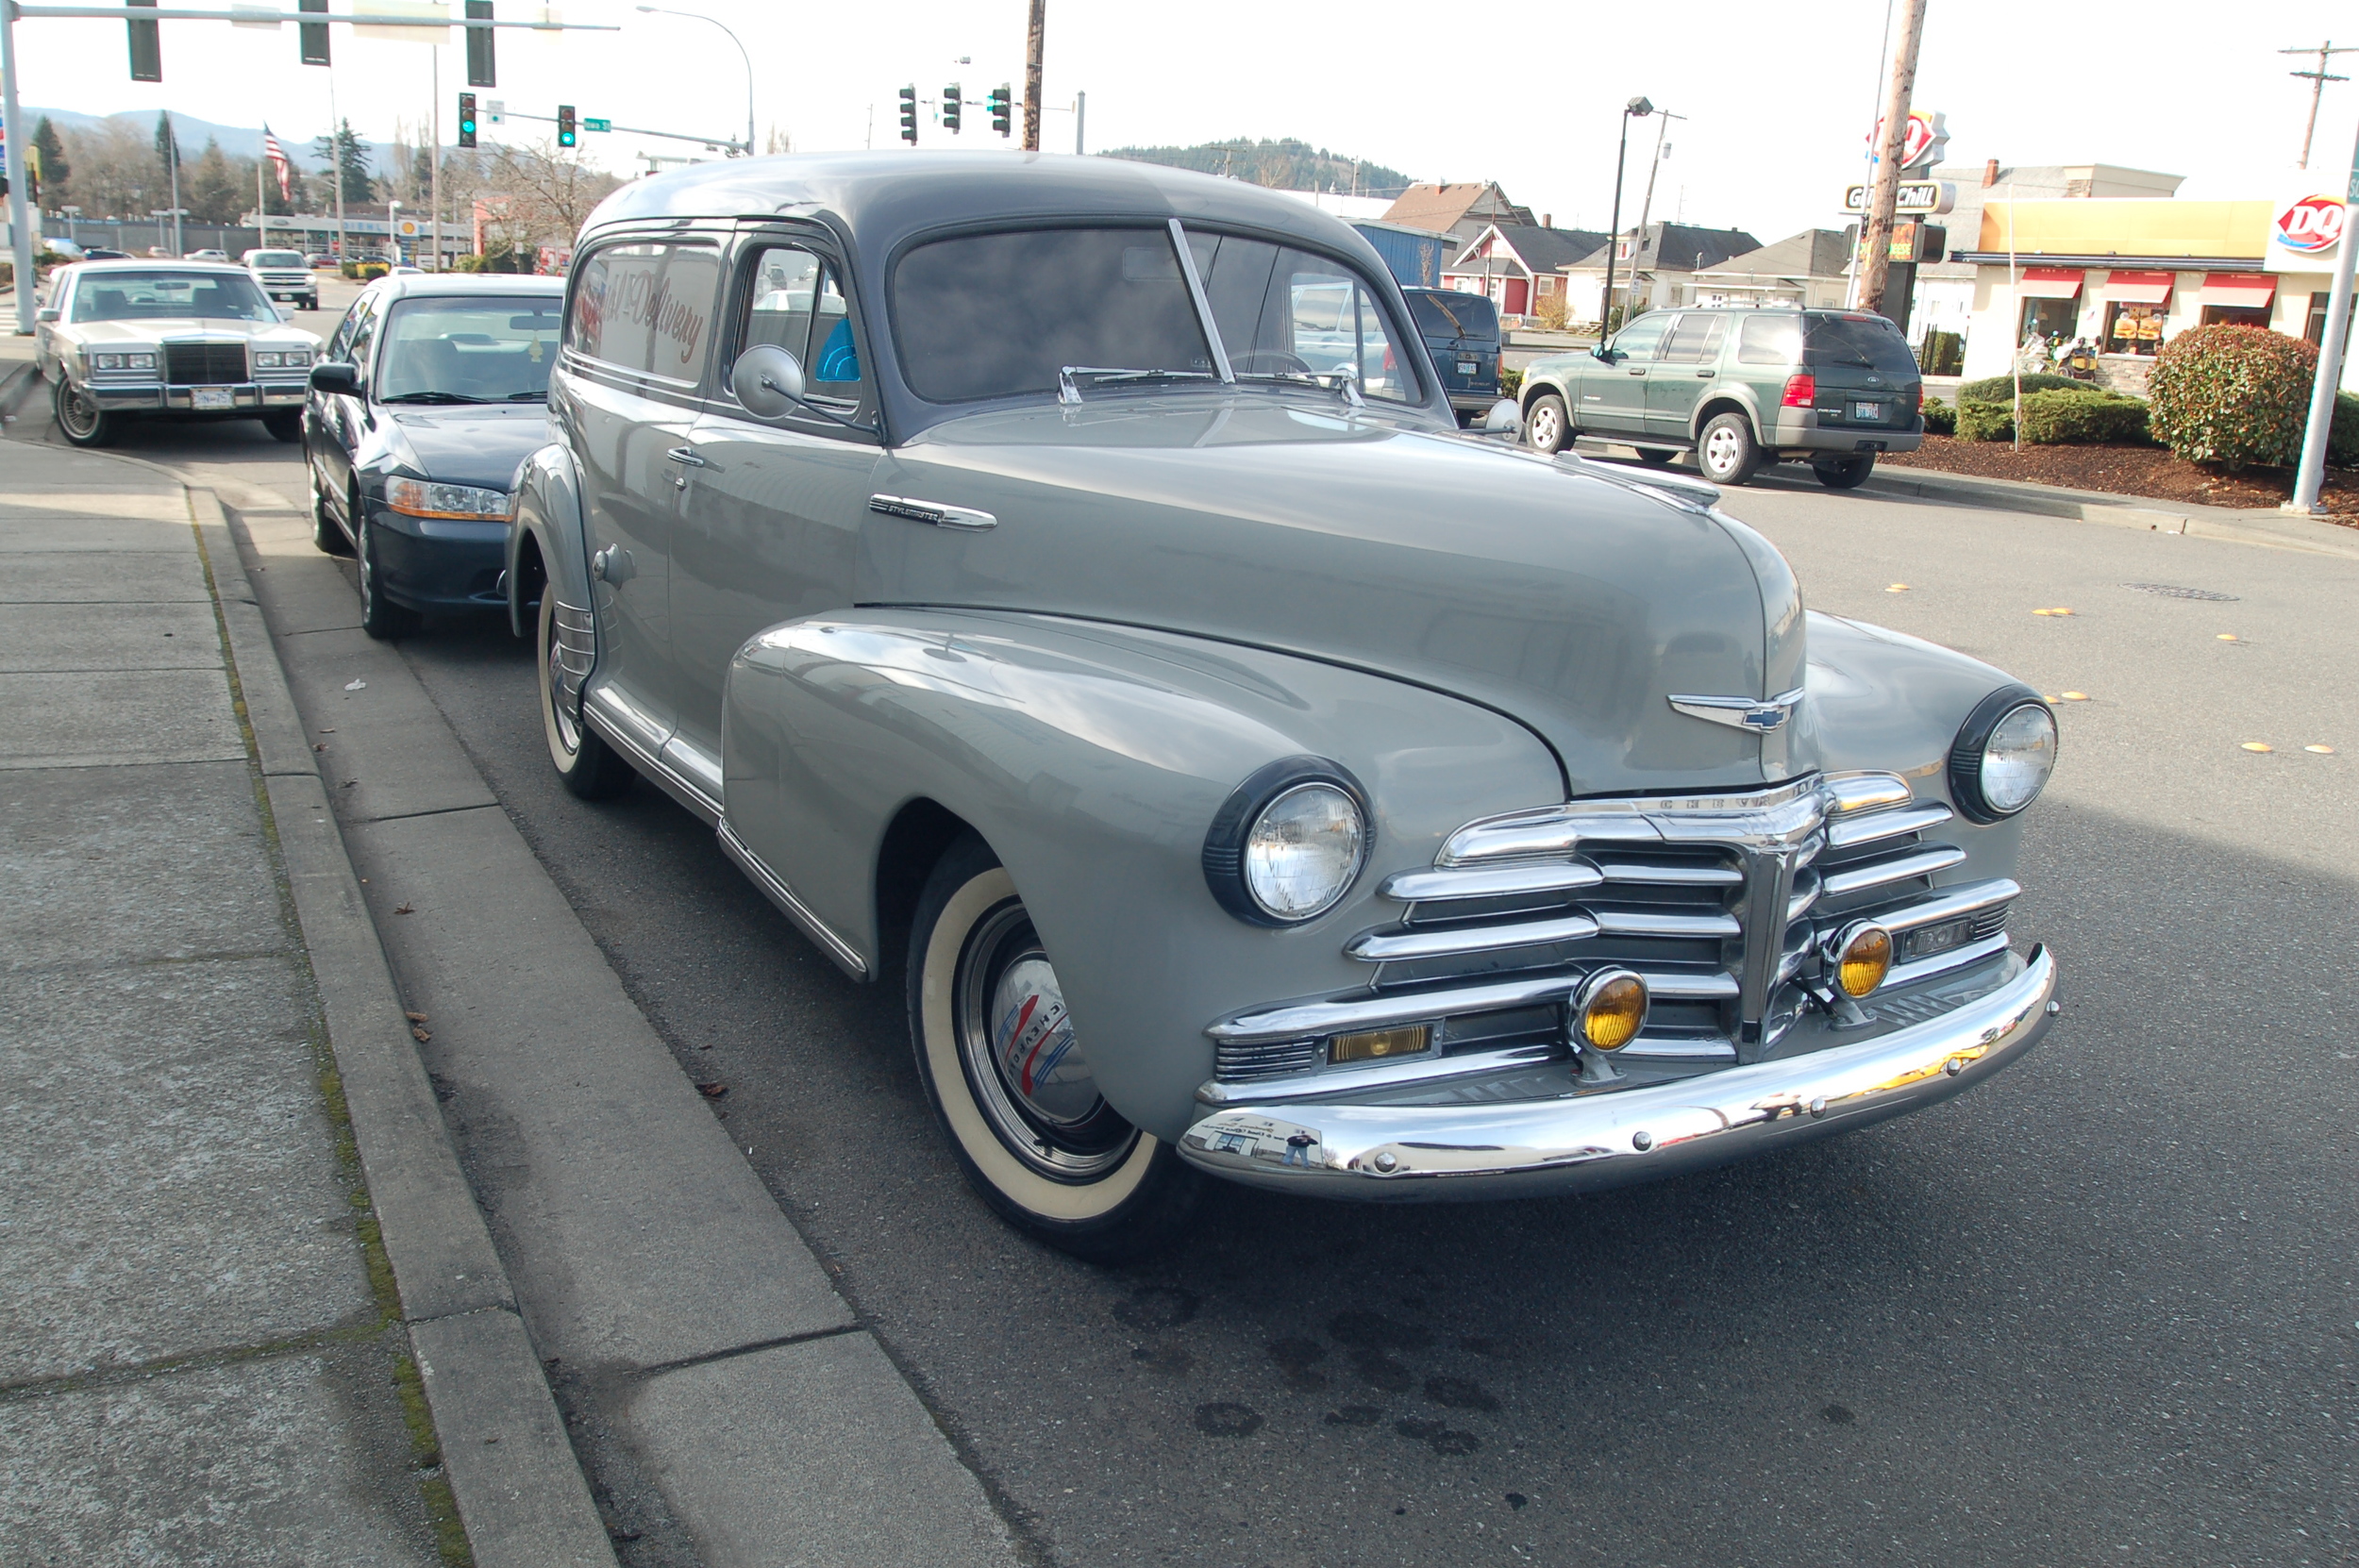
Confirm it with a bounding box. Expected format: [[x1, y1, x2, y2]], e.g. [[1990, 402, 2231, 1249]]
[[1022, 0, 1045, 152], [1858, 0, 1928, 319], [2281, 42, 2353, 170]]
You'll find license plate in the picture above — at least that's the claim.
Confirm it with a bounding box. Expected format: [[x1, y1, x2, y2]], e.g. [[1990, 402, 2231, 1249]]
[[1458, 359, 1479, 375], [192, 386, 235, 410], [1850, 400, 1885, 422]]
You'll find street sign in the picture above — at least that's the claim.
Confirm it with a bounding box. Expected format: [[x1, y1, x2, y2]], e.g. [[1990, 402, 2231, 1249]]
[[581, 117, 611, 133], [485, 98, 506, 125], [1842, 181, 1955, 216]]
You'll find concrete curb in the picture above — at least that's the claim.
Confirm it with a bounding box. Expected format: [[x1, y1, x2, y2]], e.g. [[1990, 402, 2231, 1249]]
[[188, 484, 619, 1568], [0, 360, 40, 427], [1851, 463, 2359, 559]]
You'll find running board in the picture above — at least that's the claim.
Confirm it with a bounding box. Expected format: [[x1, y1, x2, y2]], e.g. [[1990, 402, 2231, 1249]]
[[716, 820, 871, 981]]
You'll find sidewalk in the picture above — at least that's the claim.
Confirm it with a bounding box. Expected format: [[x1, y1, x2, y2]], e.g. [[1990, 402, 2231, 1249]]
[[0, 437, 614, 1564]]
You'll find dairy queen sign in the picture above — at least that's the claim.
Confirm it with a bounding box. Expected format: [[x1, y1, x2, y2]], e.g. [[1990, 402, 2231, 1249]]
[[2267, 188, 2350, 271]]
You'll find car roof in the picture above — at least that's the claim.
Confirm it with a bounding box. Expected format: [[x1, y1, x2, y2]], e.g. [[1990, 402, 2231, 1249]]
[[586, 150, 1372, 260], [361, 274, 567, 301], [66, 258, 253, 274]]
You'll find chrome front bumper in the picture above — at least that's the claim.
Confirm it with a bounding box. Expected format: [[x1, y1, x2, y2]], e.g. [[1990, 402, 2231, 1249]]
[[1177, 944, 2055, 1200]]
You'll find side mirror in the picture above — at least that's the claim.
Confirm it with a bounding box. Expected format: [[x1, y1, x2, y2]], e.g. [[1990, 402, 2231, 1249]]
[[731, 343, 806, 420], [309, 360, 360, 396], [276, 306, 295, 323], [1479, 398, 1520, 438], [1590, 344, 1616, 363], [36, 307, 59, 324]]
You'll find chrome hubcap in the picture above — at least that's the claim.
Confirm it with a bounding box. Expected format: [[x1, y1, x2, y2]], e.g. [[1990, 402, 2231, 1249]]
[[1706, 427, 1742, 471], [59, 386, 98, 437], [954, 898, 1135, 1179]]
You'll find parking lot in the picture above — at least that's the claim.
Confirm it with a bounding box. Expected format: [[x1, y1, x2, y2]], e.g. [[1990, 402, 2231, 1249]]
[[16, 329, 2352, 1568]]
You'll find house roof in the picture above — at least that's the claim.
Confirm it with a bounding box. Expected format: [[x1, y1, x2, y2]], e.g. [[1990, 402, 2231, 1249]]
[[1446, 224, 1612, 275], [1380, 181, 1531, 234], [1693, 228, 1852, 281], [1564, 222, 1764, 274]]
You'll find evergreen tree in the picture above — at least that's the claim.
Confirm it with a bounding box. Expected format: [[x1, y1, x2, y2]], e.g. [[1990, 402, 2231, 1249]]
[[186, 139, 243, 225], [312, 120, 374, 205], [154, 111, 181, 186], [31, 117, 71, 209]]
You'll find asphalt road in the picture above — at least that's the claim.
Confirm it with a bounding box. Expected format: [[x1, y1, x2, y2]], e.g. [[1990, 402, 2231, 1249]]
[[24, 386, 2356, 1567]]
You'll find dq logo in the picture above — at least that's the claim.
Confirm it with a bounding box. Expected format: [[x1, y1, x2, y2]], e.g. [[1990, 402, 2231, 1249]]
[[2276, 195, 2346, 254]]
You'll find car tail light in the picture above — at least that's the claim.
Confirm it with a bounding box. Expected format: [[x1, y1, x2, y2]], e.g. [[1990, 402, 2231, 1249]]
[[1781, 373, 1816, 408]]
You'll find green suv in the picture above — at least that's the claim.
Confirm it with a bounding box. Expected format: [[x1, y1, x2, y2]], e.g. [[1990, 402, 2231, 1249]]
[[1518, 308, 1923, 488]]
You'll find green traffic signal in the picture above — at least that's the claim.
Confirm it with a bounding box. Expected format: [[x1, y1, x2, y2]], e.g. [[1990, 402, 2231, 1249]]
[[898, 84, 917, 145], [458, 92, 477, 148], [943, 83, 962, 135], [989, 84, 1012, 137], [557, 103, 577, 148]]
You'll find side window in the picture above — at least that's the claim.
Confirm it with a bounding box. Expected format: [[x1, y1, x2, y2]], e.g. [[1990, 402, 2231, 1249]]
[[1658, 312, 1727, 364], [735, 243, 866, 406], [1737, 314, 1801, 366], [566, 240, 725, 384], [1606, 313, 1670, 361], [327, 296, 367, 362], [346, 303, 380, 385]]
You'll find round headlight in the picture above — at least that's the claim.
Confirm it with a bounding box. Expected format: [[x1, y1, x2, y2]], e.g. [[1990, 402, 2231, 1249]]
[[1828, 921, 1893, 998], [1202, 759, 1372, 926], [1949, 687, 2057, 822], [1574, 968, 1649, 1050]]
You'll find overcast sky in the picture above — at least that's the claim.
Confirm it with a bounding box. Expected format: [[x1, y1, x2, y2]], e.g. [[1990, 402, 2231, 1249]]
[[15, 0, 2359, 239]]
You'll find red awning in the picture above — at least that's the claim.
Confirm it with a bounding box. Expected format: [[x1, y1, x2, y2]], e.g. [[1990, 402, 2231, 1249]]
[[2198, 274, 2276, 309], [2102, 270, 2175, 305], [2016, 266, 2083, 299]]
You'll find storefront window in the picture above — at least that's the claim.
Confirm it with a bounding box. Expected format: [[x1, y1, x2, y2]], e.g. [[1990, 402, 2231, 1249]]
[[2199, 305, 2270, 329], [2018, 296, 2078, 346], [2306, 291, 2354, 346], [2102, 301, 2166, 356]]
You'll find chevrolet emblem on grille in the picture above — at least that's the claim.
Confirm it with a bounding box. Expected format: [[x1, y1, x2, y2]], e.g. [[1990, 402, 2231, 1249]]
[[1668, 689, 1805, 734]]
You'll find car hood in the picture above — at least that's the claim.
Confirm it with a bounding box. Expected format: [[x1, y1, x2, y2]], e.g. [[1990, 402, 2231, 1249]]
[[378, 404, 554, 492], [865, 396, 1807, 796], [64, 317, 319, 348]]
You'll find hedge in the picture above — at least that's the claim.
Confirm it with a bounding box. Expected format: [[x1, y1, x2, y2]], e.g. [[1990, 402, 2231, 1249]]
[[2334, 391, 2359, 468], [1956, 371, 2083, 403], [2016, 389, 2150, 444], [1920, 395, 1956, 436], [1955, 399, 2015, 442]]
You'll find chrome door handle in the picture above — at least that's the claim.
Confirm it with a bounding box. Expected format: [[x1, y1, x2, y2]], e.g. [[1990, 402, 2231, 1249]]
[[1695, 370, 1713, 377], [664, 446, 711, 467], [868, 493, 996, 531]]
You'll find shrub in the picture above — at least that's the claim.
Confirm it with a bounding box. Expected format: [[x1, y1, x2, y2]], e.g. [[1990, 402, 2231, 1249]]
[[1956, 371, 2083, 403], [2146, 325, 2315, 472], [1498, 367, 1524, 397], [2329, 390, 2359, 468], [1920, 395, 1956, 436], [1955, 399, 2014, 442], [1531, 292, 1570, 331], [2016, 388, 2150, 445]]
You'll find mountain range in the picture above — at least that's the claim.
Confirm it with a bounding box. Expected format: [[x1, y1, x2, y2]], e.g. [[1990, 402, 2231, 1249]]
[[1102, 139, 1415, 198], [25, 106, 403, 171]]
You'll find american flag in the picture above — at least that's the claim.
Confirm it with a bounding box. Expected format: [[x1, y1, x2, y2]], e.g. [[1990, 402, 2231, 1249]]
[[261, 125, 292, 200]]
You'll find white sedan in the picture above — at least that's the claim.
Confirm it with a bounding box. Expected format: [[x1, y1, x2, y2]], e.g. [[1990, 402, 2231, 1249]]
[[37, 259, 322, 448]]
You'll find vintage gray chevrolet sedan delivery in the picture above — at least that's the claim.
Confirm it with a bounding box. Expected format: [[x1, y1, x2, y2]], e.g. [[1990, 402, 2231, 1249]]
[[509, 153, 2060, 1259]]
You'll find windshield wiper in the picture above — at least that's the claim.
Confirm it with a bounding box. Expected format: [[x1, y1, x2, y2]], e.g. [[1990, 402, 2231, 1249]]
[[504, 390, 548, 402], [1057, 364, 1219, 404], [379, 391, 493, 404]]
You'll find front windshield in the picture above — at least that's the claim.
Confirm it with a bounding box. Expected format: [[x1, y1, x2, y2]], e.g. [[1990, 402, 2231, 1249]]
[[1184, 231, 1417, 401], [69, 270, 277, 324], [376, 295, 563, 403], [893, 227, 1213, 403], [249, 251, 306, 268]]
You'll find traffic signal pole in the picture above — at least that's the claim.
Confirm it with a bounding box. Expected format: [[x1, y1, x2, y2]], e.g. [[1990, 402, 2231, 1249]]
[[1858, 0, 1928, 319], [2, 5, 35, 327]]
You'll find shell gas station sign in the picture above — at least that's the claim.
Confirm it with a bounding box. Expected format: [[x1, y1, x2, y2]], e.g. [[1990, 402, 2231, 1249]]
[[2267, 187, 2350, 272]]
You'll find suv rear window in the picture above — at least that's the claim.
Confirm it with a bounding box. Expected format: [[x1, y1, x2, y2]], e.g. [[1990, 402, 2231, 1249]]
[[1405, 291, 1497, 341], [1803, 313, 1919, 374]]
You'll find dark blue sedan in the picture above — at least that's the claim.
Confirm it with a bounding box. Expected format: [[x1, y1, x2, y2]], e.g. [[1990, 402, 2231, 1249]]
[[305, 274, 566, 638]]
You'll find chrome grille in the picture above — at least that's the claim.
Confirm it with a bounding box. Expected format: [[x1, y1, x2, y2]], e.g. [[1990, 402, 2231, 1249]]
[[165, 342, 247, 384], [1210, 772, 2016, 1085]]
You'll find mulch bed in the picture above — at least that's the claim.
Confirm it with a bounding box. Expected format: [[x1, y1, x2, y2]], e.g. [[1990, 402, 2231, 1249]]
[[1880, 436, 2359, 525]]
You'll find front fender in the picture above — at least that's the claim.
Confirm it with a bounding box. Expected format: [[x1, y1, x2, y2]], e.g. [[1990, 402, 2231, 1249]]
[[506, 442, 591, 639], [721, 609, 1563, 1141]]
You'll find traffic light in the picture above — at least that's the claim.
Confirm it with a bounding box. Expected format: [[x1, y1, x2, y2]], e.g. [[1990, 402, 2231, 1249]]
[[943, 84, 962, 135], [557, 104, 577, 148], [127, 0, 161, 82], [458, 92, 478, 149], [898, 85, 917, 144], [988, 84, 1012, 137], [298, 0, 329, 66], [464, 0, 496, 89]]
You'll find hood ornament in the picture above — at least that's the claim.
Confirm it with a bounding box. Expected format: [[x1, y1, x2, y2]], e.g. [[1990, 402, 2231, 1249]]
[[1668, 689, 1805, 734]]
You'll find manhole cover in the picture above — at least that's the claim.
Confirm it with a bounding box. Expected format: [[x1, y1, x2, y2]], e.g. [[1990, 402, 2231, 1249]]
[[2123, 583, 2238, 602]]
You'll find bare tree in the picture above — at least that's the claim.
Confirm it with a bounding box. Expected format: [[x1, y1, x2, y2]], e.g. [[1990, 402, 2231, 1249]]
[[59, 118, 162, 221], [479, 140, 620, 249]]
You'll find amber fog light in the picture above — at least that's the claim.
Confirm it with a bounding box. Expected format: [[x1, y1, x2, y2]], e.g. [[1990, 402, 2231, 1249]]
[[1329, 1024, 1431, 1065], [1574, 968, 1648, 1051], [1832, 922, 1894, 998]]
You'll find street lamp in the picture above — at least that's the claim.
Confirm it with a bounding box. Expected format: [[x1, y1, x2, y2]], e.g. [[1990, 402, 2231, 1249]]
[[634, 6, 756, 158], [388, 200, 403, 265], [62, 206, 81, 244], [1599, 96, 1653, 340]]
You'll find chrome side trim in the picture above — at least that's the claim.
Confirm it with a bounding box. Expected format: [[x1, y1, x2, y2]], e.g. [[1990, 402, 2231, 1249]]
[[1820, 845, 1969, 897], [1827, 800, 1954, 848], [1346, 911, 1600, 963], [1617, 1035, 1739, 1061], [1208, 966, 1736, 1045], [580, 703, 723, 827], [716, 820, 870, 980], [1593, 908, 1740, 939], [1591, 859, 1744, 887], [868, 493, 997, 531], [1440, 775, 1825, 864], [1178, 947, 2057, 1197], [1665, 687, 1807, 734], [1169, 217, 1236, 383], [1380, 861, 1604, 903]]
